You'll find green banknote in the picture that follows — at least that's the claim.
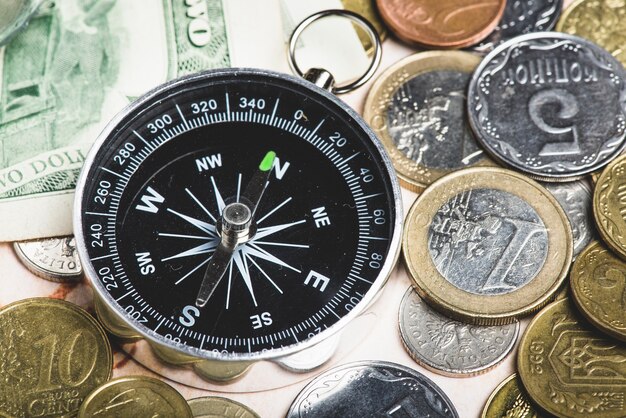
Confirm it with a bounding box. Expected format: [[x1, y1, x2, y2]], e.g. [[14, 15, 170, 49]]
[[0, 0, 230, 240]]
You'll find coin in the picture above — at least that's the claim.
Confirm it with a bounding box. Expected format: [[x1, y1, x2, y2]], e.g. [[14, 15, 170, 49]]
[[0, 298, 112, 418], [376, 0, 505, 48], [558, 0, 626, 68], [188, 396, 260, 418], [543, 180, 596, 257], [403, 167, 572, 325], [13, 236, 83, 282], [468, 32, 626, 181], [481, 373, 544, 418], [0, 0, 42, 45], [518, 298, 626, 418], [399, 287, 519, 377], [286, 360, 459, 417], [78, 376, 192, 418], [472, 0, 563, 53], [571, 241, 626, 342], [364, 51, 493, 192], [594, 154, 626, 260], [341, 0, 387, 54]]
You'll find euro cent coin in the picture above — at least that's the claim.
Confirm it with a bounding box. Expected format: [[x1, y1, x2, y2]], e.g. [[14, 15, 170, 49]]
[[468, 32, 626, 181], [13, 236, 83, 282], [364, 51, 493, 192], [0, 298, 112, 418], [570, 240, 626, 342], [78, 376, 192, 418], [518, 298, 626, 418], [399, 287, 519, 377], [187, 396, 260, 418], [403, 167, 572, 325], [376, 0, 505, 48], [286, 360, 459, 417]]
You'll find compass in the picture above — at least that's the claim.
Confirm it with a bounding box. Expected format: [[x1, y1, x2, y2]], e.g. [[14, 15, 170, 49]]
[[74, 63, 402, 383]]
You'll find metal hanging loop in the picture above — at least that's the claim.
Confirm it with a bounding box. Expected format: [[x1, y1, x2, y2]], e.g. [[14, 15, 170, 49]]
[[288, 9, 382, 95]]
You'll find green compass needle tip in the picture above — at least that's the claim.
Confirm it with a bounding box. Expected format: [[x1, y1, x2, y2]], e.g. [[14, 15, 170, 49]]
[[259, 151, 277, 171]]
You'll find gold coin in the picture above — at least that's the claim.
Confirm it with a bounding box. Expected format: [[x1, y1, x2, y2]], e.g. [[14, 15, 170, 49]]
[[403, 167, 572, 325], [571, 240, 626, 342], [364, 51, 494, 192], [481, 373, 544, 418], [78, 376, 192, 418], [518, 298, 626, 418], [594, 153, 626, 260], [188, 396, 260, 418], [557, 0, 626, 68], [341, 0, 387, 54], [0, 298, 112, 418]]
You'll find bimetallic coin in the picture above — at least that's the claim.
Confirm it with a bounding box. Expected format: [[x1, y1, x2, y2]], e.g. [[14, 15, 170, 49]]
[[0, 298, 112, 418], [376, 0, 505, 48], [481, 373, 544, 418], [188, 396, 260, 418], [286, 360, 459, 417], [472, 0, 562, 53], [468, 32, 626, 181], [13, 236, 83, 282], [403, 167, 572, 325], [594, 154, 626, 260], [558, 0, 626, 68], [543, 180, 596, 257], [399, 287, 519, 377], [341, 0, 387, 54], [0, 0, 42, 45], [78, 376, 192, 418], [571, 241, 626, 342], [364, 51, 493, 192], [518, 298, 626, 418]]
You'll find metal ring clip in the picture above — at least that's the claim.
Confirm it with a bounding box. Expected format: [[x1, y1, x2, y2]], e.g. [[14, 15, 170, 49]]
[[288, 9, 382, 95]]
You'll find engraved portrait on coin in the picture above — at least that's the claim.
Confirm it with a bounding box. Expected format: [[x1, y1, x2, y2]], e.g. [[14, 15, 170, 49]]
[[429, 188, 548, 295], [468, 32, 626, 181]]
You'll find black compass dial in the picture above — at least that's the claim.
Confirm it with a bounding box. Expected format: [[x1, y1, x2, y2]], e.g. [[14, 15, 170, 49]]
[[77, 70, 399, 357]]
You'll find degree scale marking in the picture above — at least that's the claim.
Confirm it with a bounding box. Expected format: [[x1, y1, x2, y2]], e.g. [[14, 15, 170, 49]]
[[85, 93, 382, 353]]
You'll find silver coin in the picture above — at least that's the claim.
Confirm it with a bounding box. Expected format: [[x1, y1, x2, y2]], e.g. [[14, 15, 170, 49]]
[[399, 287, 519, 377], [472, 0, 562, 53], [429, 188, 548, 295], [388, 69, 484, 171], [543, 180, 596, 257], [13, 236, 83, 282], [468, 32, 626, 181], [286, 360, 458, 418], [0, 0, 42, 45]]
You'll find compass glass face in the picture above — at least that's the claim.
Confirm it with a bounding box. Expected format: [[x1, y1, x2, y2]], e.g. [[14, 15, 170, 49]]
[[78, 71, 398, 357]]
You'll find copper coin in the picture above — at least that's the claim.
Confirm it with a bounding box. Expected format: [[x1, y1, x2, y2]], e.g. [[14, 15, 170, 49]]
[[376, 0, 506, 48]]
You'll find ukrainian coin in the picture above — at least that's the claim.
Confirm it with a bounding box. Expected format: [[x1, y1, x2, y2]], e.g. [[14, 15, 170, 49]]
[[399, 287, 519, 377], [594, 154, 626, 260], [472, 0, 562, 53], [571, 241, 626, 342], [78, 376, 192, 418], [188, 396, 260, 418], [286, 360, 459, 417], [403, 167, 572, 325], [0, 298, 112, 418], [518, 298, 626, 418], [558, 0, 626, 68], [468, 32, 626, 181], [481, 373, 544, 418], [376, 0, 505, 48], [13, 236, 83, 282], [341, 0, 387, 54], [543, 180, 596, 257], [0, 0, 42, 45], [364, 51, 493, 192]]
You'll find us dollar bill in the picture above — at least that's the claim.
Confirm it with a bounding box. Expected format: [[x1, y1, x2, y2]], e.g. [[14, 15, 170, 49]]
[[0, 0, 369, 241], [0, 0, 230, 240]]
